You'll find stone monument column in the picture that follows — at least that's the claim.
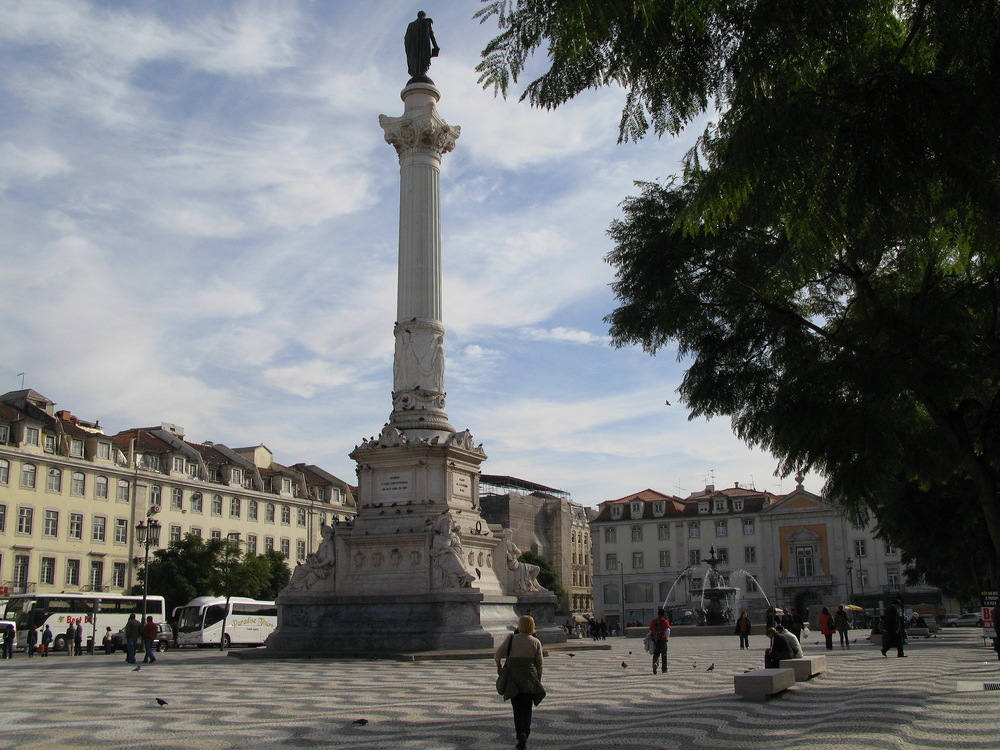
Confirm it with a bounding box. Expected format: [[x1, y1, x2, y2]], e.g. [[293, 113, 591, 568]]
[[379, 85, 459, 439], [267, 17, 564, 654]]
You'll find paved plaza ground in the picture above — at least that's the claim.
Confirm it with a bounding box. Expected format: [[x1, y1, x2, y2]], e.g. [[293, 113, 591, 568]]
[[0, 629, 997, 750]]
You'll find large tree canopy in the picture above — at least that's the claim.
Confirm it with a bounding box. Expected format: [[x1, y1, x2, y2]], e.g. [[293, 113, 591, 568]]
[[478, 1, 1000, 586], [137, 535, 291, 615]]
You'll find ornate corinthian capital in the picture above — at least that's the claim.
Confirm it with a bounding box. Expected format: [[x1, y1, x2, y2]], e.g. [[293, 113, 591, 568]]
[[379, 105, 461, 158]]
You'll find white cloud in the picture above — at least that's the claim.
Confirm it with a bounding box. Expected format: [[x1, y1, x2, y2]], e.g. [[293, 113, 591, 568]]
[[261, 359, 356, 398], [520, 327, 610, 346], [0, 142, 71, 188]]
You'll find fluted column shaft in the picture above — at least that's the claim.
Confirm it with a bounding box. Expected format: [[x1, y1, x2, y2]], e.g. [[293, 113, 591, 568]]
[[379, 83, 460, 437]]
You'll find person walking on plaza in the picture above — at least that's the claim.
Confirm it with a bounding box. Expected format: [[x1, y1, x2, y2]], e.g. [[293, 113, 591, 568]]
[[735, 611, 751, 650], [26, 625, 38, 658], [123, 614, 141, 664], [834, 604, 851, 649], [820, 607, 835, 650], [40, 625, 52, 656], [649, 608, 670, 674], [65, 621, 77, 656], [881, 599, 906, 657], [74, 618, 84, 655], [102, 627, 114, 655], [495, 615, 546, 750], [142, 616, 158, 663]]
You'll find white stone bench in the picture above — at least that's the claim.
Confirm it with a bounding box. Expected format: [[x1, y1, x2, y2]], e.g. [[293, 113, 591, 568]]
[[734, 668, 795, 701], [779, 655, 827, 681]]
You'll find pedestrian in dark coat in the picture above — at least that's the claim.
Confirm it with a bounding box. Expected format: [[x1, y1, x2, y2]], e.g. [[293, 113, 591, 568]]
[[74, 619, 84, 655], [834, 605, 851, 649], [40, 625, 52, 656], [495, 615, 546, 750], [26, 625, 38, 657], [881, 599, 906, 657], [66, 621, 77, 656]]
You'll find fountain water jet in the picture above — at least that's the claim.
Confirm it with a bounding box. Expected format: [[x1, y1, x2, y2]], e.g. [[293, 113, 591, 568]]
[[688, 545, 739, 625]]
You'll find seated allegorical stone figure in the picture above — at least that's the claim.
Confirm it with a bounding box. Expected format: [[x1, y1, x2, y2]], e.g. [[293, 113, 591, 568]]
[[502, 529, 544, 594], [430, 512, 476, 588], [285, 524, 336, 592]]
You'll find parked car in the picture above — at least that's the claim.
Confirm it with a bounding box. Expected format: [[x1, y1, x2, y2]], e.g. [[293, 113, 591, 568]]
[[954, 613, 983, 628], [943, 614, 960, 627], [109, 624, 172, 653]]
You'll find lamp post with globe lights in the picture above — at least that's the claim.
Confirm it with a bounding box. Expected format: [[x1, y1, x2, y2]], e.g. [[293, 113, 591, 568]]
[[135, 516, 161, 622]]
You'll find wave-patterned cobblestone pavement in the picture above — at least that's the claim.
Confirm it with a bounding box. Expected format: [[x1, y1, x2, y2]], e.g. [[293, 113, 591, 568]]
[[1, 631, 997, 749]]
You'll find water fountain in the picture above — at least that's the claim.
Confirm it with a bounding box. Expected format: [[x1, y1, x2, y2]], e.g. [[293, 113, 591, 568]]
[[688, 545, 740, 625], [728, 569, 773, 609], [659, 566, 695, 610]]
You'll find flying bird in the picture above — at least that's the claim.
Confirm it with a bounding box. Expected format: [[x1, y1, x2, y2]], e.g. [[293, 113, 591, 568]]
[[155, 698, 168, 707], [352, 719, 369, 726], [706, 663, 715, 672], [664, 400, 671, 406]]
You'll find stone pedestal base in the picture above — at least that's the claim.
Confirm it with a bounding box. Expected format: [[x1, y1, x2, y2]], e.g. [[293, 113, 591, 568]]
[[271, 591, 498, 653]]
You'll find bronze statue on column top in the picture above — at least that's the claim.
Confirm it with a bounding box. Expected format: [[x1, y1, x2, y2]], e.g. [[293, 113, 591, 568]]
[[405, 11, 440, 83]]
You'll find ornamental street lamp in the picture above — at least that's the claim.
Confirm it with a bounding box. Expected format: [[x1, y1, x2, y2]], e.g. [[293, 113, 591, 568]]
[[845, 557, 855, 603], [135, 517, 161, 622]]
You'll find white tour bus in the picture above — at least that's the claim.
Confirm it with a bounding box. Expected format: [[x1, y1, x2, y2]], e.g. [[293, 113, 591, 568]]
[[174, 596, 277, 648], [3, 593, 166, 651]]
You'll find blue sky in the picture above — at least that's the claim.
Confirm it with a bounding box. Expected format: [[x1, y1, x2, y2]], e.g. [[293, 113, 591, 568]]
[[0, 1, 817, 506]]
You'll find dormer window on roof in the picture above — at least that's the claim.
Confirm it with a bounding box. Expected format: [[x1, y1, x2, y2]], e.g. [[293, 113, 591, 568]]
[[653, 501, 666, 516], [698, 501, 709, 514], [714, 499, 727, 513], [630, 501, 643, 518], [733, 499, 744, 512], [611, 505, 623, 519]]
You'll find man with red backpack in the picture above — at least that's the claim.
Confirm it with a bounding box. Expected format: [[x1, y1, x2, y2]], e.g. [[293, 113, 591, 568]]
[[649, 608, 671, 674]]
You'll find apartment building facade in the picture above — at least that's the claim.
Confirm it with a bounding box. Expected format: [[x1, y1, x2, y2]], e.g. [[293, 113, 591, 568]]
[[0, 389, 356, 597]]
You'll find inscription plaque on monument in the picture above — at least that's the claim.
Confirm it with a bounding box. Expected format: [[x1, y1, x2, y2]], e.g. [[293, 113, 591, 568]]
[[378, 471, 413, 497]]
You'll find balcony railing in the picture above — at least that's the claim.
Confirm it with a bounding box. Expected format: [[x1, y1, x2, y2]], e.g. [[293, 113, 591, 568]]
[[777, 575, 835, 588]]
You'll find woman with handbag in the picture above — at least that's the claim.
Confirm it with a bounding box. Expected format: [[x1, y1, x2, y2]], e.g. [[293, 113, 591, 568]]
[[495, 615, 545, 750]]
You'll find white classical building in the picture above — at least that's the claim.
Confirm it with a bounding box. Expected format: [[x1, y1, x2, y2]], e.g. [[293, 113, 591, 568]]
[[591, 481, 946, 630], [0, 389, 356, 596]]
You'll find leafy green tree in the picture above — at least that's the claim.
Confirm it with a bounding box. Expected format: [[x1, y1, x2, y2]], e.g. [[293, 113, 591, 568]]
[[137, 534, 293, 614], [519, 551, 566, 606], [478, 1, 1000, 586]]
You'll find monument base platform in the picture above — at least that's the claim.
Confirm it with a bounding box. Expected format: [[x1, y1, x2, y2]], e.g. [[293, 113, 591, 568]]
[[268, 590, 566, 655]]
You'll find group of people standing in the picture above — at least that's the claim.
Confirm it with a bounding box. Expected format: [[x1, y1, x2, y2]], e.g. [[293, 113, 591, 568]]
[[818, 605, 853, 650]]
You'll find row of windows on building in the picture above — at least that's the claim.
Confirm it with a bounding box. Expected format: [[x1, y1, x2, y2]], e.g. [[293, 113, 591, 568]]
[[605, 546, 760, 572], [603, 518, 757, 544], [1, 460, 131, 500], [0, 503, 320, 557], [610, 497, 749, 521], [3, 552, 129, 591], [0, 425, 110, 460], [150, 486, 315, 527], [0, 504, 130, 545]]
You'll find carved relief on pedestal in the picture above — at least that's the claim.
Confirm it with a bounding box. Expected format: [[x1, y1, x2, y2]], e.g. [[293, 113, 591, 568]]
[[409, 550, 422, 566], [353, 551, 366, 570], [394, 321, 445, 393], [372, 551, 384, 569]]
